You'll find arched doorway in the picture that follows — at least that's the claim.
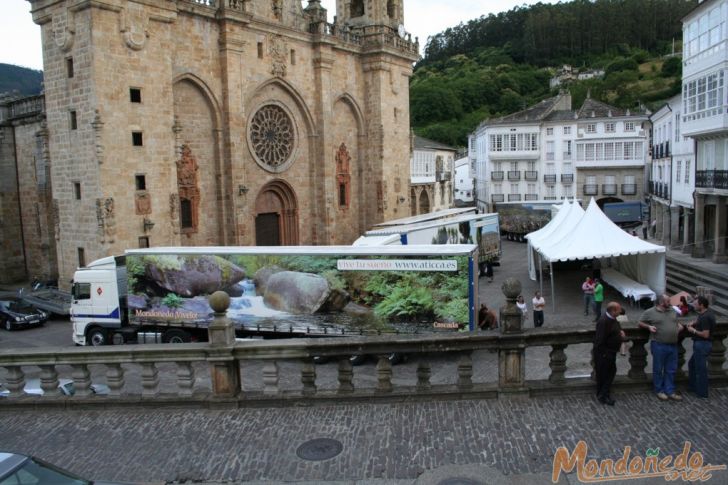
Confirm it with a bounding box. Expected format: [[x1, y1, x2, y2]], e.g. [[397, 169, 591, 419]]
[[419, 189, 430, 214], [255, 181, 299, 246]]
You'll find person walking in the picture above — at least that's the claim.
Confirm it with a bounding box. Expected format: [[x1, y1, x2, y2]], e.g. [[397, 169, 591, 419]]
[[593, 278, 604, 322], [638, 294, 684, 401], [582, 277, 595, 316], [532, 291, 545, 328], [594, 302, 626, 405], [686, 296, 715, 398]]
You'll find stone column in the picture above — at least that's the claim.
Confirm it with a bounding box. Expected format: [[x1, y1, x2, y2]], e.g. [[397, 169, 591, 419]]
[[498, 278, 526, 395], [207, 291, 240, 398], [693, 193, 705, 258], [661, 204, 671, 245], [670, 206, 680, 248], [713, 197, 727, 263], [682, 208, 692, 253]]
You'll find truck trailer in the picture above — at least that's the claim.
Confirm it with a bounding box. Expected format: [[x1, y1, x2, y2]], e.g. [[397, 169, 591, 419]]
[[353, 212, 501, 263], [71, 245, 478, 346]]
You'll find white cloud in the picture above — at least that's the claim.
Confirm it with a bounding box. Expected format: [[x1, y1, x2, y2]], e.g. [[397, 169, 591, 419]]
[[1, 1, 558, 70]]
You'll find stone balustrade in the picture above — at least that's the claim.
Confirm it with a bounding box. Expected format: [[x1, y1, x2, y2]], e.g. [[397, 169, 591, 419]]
[[1, 323, 726, 408]]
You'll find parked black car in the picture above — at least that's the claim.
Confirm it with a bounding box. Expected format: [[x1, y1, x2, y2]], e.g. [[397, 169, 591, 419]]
[[0, 298, 49, 331]]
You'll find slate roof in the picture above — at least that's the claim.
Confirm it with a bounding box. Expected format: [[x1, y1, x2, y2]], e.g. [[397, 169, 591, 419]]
[[413, 135, 457, 152], [488, 95, 561, 125]]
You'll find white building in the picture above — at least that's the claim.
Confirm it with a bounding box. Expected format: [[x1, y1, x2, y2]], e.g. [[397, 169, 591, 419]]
[[410, 135, 457, 214], [453, 156, 474, 206], [681, 0, 728, 262], [648, 94, 696, 248], [471, 91, 649, 212]]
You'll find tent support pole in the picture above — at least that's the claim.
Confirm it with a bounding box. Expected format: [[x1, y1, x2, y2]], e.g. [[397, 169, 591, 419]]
[[550, 262, 555, 310], [538, 254, 543, 296]]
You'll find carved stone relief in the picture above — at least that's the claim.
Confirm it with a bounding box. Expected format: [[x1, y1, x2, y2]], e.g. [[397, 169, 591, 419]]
[[269, 35, 287, 77], [120, 3, 149, 51], [335, 143, 351, 208], [96, 197, 116, 244], [135, 192, 152, 215], [52, 3, 75, 52], [169, 193, 180, 235]]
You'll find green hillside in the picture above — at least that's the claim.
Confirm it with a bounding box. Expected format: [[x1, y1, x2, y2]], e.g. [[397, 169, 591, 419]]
[[411, 0, 694, 147], [0, 63, 43, 96]]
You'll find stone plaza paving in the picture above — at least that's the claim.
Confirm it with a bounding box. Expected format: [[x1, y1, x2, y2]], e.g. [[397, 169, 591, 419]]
[[1, 390, 727, 484]]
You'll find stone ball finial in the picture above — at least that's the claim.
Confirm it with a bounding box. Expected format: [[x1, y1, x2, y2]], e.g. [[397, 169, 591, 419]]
[[501, 278, 522, 299], [209, 291, 231, 313]]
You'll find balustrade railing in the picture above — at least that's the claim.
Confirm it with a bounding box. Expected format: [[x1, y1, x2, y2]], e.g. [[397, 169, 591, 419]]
[[696, 170, 728, 190], [1, 324, 725, 406]]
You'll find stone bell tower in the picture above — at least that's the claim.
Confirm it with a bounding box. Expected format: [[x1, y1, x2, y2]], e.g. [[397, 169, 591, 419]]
[[336, 0, 404, 28]]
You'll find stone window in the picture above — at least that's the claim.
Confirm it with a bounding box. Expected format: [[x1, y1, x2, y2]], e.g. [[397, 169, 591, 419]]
[[387, 0, 396, 18], [70, 111, 77, 130], [257, 42, 264, 59], [546, 127, 554, 135], [135, 174, 146, 191], [180, 199, 193, 229], [249, 104, 296, 172], [132, 131, 143, 146], [290, 49, 296, 65], [605, 122, 615, 133], [586, 123, 596, 133], [138, 236, 150, 248], [351, 0, 364, 17], [176, 145, 200, 234], [77, 248, 86, 268], [73, 182, 81, 200], [563, 126, 571, 135], [625, 121, 635, 132], [130, 88, 142, 103], [66, 57, 74, 78]]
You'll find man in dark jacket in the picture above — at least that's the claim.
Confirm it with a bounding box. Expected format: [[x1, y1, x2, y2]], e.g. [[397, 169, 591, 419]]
[[594, 301, 626, 405]]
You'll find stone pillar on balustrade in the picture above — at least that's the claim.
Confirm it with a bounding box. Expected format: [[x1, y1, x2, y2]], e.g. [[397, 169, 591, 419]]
[[207, 291, 240, 399], [498, 277, 527, 396], [693, 193, 706, 258]]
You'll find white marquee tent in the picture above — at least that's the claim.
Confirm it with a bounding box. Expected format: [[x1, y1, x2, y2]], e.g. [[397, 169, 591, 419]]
[[526, 198, 666, 308]]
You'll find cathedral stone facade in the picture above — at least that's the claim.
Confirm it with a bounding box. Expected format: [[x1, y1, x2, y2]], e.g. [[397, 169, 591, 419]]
[[20, 0, 418, 287]]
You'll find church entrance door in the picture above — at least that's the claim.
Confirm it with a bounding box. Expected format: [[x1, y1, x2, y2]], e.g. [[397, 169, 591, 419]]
[[255, 213, 281, 245], [254, 181, 299, 246]]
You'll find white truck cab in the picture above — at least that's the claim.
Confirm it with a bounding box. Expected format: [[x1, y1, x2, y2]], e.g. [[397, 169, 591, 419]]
[[71, 256, 127, 346]]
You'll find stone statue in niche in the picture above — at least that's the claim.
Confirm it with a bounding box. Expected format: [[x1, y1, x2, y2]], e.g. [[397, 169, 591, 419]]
[[335, 143, 351, 207], [176, 144, 200, 233]]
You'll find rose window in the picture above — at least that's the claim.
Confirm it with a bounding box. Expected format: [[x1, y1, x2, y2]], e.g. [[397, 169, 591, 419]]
[[249, 105, 294, 170]]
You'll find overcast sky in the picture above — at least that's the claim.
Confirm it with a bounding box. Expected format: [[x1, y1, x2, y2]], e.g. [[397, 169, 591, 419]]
[[1, 0, 559, 71]]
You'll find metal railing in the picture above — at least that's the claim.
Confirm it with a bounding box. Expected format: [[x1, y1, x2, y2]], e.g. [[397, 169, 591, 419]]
[[696, 170, 728, 190], [561, 174, 574, 184], [524, 171, 538, 181], [524, 193, 539, 201], [544, 174, 557, 184], [583, 184, 598, 195], [507, 194, 522, 201], [507, 171, 521, 181], [602, 184, 618, 195], [621, 183, 637, 195], [491, 193, 505, 203], [491, 171, 504, 181]]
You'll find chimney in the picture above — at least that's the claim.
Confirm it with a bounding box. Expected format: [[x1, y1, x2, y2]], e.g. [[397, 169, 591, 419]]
[[554, 90, 572, 111]]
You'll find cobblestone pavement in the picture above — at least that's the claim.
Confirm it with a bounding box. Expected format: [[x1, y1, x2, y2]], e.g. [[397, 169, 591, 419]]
[[1, 390, 727, 484]]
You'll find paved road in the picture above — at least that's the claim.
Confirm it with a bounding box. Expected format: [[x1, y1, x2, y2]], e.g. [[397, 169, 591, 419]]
[[1, 390, 727, 484]]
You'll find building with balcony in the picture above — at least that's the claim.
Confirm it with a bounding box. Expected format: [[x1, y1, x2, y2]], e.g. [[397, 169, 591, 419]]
[[471, 91, 648, 212], [648, 94, 696, 249], [410, 135, 456, 214], [681, 0, 728, 262]]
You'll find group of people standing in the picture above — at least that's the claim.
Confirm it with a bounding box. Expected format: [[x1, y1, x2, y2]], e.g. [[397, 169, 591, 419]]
[[594, 294, 716, 406], [581, 276, 604, 321]]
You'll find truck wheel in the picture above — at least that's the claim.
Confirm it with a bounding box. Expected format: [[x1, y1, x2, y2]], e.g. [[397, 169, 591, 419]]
[[111, 332, 125, 345], [349, 354, 367, 366], [3, 318, 13, 331], [162, 329, 191, 344], [88, 328, 107, 346]]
